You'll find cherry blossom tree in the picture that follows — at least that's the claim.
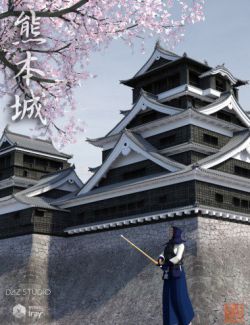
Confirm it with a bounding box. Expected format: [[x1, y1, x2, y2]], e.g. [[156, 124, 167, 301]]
[[0, 0, 205, 146]]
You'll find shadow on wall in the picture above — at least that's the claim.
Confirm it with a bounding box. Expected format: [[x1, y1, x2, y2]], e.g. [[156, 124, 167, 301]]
[[47, 218, 198, 324], [0, 234, 52, 325]]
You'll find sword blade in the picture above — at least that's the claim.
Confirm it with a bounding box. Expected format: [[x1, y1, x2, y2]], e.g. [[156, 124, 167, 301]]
[[120, 235, 158, 265]]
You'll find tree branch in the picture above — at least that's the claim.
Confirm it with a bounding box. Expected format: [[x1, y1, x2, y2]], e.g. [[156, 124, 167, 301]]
[[0, 49, 57, 83], [0, 0, 89, 19]]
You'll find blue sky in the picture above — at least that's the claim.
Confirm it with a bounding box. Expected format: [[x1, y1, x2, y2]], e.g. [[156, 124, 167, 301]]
[[1, 0, 250, 182]]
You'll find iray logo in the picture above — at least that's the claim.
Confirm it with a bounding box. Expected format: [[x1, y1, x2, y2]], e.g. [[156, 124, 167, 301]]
[[13, 304, 26, 319]]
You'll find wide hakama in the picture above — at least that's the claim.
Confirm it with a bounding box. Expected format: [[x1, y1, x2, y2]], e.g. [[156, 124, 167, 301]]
[[162, 268, 194, 325]]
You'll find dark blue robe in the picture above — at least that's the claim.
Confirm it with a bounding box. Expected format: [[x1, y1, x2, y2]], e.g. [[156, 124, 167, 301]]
[[162, 267, 194, 325]]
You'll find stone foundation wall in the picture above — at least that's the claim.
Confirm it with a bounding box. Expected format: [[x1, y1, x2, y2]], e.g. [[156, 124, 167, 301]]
[[0, 216, 249, 325]]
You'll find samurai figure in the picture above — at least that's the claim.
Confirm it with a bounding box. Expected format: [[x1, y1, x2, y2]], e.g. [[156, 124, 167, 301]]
[[158, 226, 194, 325]]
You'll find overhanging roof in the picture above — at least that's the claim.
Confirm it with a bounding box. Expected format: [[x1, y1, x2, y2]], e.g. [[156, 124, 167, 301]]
[[0, 192, 68, 215], [97, 90, 182, 138], [80, 129, 185, 195], [59, 166, 250, 208], [198, 130, 250, 169], [0, 126, 72, 159], [132, 42, 180, 78], [198, 92, 250, 127], [88, 106, 244, 149], [65, 204, 250, 235], [19, 166, 83, 198], [199, 65, 248, 86]]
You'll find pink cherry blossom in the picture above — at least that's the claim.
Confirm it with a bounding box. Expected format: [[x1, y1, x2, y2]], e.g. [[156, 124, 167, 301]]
[[0, 0, 205, 145]]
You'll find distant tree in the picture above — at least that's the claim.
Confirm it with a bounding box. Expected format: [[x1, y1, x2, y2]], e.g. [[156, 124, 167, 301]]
[[0, 0, 205, 145]]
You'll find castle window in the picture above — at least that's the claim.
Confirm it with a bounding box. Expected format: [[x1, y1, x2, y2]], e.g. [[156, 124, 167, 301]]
[[241, 200, 248, 208], [215, 193, 223, 203], [23, 155, 34, 166], [160, 134, 176, 146], [234, 166, 250, 178], [232, 197, 240, 207], [189, 71, 200, 87], [203, 134, 218, 146]]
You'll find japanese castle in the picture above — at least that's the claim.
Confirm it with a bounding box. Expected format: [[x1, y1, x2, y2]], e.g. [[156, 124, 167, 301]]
[[1, 42, 250, 238]]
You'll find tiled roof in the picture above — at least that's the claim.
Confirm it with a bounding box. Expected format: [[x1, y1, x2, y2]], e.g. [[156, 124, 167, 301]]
[[3, 127, 72, 159], [198, 129, 250, 167], [199, 65, 248, 85], [13, 193, 67, 211], [20, 166, 76, 195], [65, 203, 250, 235], [198, 92, 231, 111], [125, 129, 185, 170]]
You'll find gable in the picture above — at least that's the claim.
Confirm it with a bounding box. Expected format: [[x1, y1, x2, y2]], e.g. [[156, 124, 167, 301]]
[[199, 66, 246, 86], [0, 134, 13, 152], [126, 109, 168, 129], [97, 158, 169, 188], [0, 140, 12, 151], [20, 167, 83, 198], [199, 94, 250, 127], [107, 93, 181, 137], [80, 131, 185, 195], [211, 108, 245, 127], [146, 57, 171, 72], [199, 131, 250, 169], [233, 149, 250, 163], [134, 45, 179, 77]]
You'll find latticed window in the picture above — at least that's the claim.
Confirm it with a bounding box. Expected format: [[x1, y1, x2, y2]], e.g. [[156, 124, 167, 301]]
[[203, 133, 218, 146], [241, 200, 248, 208], [234, 166, 250, 178], [233, 197, 240, 207], [215, 193, 223, 203]]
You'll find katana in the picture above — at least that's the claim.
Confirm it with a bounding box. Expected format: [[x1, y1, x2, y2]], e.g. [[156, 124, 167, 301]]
[[120, 235, 158, 265]]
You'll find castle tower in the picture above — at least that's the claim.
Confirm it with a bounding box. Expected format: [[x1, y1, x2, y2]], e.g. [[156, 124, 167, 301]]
[[0, 127, 83, 238], [61, 43, 250, 233], [0, 126, 72, 198], [0, 45, 249, 325]]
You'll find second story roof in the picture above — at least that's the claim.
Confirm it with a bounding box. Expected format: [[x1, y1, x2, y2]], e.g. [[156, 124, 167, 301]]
[[0, 126, 72, 160]]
